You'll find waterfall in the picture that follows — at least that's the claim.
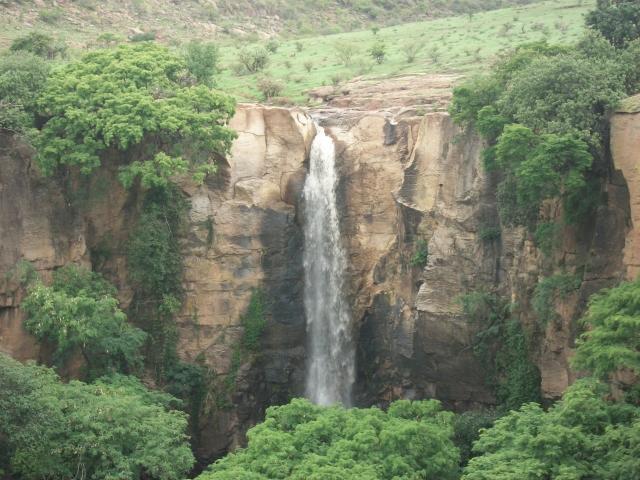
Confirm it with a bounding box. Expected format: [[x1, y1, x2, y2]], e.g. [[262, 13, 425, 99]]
[[303, 126, 355, 406]]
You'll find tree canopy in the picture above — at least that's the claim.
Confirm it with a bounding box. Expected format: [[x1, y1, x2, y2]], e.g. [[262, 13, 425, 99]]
[[0, 354, 194, 480], [35, 43, 236, 187], [22, 264, 146, 379], [198, 398, 460, 480]]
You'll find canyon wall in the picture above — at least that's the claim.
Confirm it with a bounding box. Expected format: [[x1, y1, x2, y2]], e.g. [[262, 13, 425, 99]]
[[1, 96, 638, 459]]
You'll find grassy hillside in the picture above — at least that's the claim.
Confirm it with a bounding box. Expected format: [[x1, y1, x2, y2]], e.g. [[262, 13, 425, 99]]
[[0, 0, 548, 46], [0, 0, 595, 104], [216, 0, 594, 102]]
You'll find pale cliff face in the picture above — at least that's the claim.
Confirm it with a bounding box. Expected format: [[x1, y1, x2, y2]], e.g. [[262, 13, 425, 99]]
[[0, 100, 637, 460]]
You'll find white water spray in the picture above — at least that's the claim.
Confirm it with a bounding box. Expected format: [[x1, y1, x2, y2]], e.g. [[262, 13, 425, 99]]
[[303, 126, 355, 406]]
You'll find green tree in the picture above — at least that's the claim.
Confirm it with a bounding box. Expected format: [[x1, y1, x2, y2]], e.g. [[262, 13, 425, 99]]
[[369, 40, 387, 64], [586, 0, 640, 48], [22, 265, 146, 379], [0, 53, 50, 133], [184, 40, 220, 86], [198, 398, 459, 480], [462, 379, 640, 480], [0, 354, 194, 479], [573, 279, 640, 381], [10, 31, 67, 59], [35, 43, 236, 186]]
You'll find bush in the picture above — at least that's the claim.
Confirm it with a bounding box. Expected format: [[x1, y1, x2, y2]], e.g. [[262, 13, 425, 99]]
[[334, 41, 358, 66], [38, 8, 63, 24], [237, 46, 270, 73], [0, 52, 49, 133], [460, 292, 540, 410], [10, 31, 66, 59], [403, 42, 422, 63], [198, 398, 460, 480], [184, 40, 220, 86], [241, 289, 267, 351], [369, 40, 387, 64], [532, 273, 582, 326], [96, 32, 123, 47], [410, 238, 429, 267], [257, 76, 284, 100], [130, 31, 156, 42], [266, 38, 280, 53]]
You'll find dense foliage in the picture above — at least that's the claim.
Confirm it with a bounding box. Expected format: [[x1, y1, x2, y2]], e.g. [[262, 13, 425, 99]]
[[573, 279, 640, 382], [450, 35, 637, 229], [586, 0, 640, 48], [9, 31, 67, 59], [462, 279, 640, 479], [127, 184, 188, 381], [0, 354, 194, 480], [199, 398, 459, 480], [462, 379, 640, 480], [460, 292, 540, 410], [22, 265, 146, 379], [35, 43, 236, 186], [184, 40, 220, 86], [0, 52, 49, 133]]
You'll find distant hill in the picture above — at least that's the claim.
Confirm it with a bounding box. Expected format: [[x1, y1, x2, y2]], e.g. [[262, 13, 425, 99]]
[[0, 0, 547, 49]]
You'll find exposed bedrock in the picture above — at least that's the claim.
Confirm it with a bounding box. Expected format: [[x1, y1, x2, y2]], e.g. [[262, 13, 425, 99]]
[[0, 95, 638, 458]]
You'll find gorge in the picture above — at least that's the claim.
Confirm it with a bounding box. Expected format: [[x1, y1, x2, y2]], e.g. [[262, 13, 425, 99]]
[[2, 78, 639, 462]]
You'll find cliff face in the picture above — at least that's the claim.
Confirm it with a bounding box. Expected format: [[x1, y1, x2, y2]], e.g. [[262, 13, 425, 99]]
[[0, 98, 638, 458]]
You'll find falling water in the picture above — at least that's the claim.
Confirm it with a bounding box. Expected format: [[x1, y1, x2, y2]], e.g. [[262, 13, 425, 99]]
[[303, 126, 354, 406]]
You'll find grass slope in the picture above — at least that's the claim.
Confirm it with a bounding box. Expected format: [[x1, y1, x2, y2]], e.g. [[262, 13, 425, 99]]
[[215, 0, 594, 102], [0, 0, 549, 46]]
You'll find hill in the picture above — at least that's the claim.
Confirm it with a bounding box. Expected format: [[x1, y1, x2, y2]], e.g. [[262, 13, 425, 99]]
[[1, 0, 551, 49]]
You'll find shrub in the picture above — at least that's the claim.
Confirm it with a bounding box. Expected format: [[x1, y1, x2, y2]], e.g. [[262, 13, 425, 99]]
[[184, 40, 220, 86], [127, 185, 188, 381], [10, 31, 66, 59], [266, 38, 280, 53], [369, 40, 387, 64], [35, 43, 236, 186], [96, 32, 123, 47], [460, 291, 540, 410], [237, 46, 270, 73], [241, 289, 267, 351], [130, 31, 156, 42], [410, 238, 429, 267], [38, 7, 63, 24], [22, 265, 146, 379], [257, 76, 284, 100], [403, 42, 423, 63], [478, 225, 501, 242], [334, 41, 358, 66], [532, 273, 582, 326]]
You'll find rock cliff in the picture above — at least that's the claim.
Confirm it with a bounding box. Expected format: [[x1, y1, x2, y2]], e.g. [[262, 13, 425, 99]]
[[1, 90, 638, 459]]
